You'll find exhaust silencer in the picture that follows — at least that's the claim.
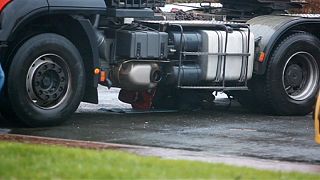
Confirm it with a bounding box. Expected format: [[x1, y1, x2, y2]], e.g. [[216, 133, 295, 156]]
[[112, 62, 161, 90]]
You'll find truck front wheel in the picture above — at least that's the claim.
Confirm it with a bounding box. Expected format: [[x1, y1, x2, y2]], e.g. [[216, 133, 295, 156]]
[[5, 33, 85, 127], [266, 33, 320, 115]]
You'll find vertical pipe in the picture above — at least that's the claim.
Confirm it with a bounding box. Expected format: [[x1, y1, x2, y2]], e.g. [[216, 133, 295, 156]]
[[171, 24, 184, 88]]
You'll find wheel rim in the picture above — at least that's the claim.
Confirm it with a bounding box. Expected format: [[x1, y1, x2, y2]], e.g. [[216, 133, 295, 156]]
[[282, 51, 319, 101], [26, 54, 71, 109]]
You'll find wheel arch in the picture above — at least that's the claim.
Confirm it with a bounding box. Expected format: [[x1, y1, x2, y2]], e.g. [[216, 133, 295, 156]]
[[249, 15, 320, 75], [4, 13, 100, 104]]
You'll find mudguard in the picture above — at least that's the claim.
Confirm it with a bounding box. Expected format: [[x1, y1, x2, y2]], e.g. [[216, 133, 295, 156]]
[[0, 0, 107, 60], [0, 0, 49, 42], [248, 15, 320, 75], [75, 17, 100, 104]]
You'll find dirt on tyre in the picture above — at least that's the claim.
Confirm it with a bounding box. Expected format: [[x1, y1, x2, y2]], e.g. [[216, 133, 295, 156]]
[[6, 33, 85, 127], [265, 33, 320, 115]]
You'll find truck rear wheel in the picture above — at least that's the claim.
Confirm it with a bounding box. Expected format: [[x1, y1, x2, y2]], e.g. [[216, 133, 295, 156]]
[[5, 33, 85, 127], [265, 33, 320, 115], [232, 76, 271, 114]]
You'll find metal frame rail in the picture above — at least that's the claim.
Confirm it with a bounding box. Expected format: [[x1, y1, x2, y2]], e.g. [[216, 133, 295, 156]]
[[107, 0, 165, 8], [171, 23, 251, 91]]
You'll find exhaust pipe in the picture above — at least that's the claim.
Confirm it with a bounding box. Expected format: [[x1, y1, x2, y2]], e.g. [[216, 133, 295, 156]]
[[151, 69, 162, 83]]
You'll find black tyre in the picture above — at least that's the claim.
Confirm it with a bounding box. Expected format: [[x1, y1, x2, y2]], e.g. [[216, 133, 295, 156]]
[[265, 33, 320, 115], [5, 33, 85, 127], [234, 91, 261, 112], [232, 76, 270, 113]]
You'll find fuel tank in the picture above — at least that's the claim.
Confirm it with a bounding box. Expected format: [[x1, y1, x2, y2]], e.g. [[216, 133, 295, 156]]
[[199, 30, 255, 82]]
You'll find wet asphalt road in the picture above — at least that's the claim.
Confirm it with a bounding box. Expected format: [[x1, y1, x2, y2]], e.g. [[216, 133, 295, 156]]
[[1, 87, 320, 164]]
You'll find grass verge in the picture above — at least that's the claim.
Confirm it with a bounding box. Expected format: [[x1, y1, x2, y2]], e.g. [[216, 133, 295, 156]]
[[0, 141, 318, 179]]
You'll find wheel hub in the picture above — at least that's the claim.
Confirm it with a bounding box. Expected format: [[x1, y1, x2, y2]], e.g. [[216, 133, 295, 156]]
[[26, 54, 71, 109], [33, 62, 66, 102], [282, 52, 319, 101], [284, 64, 303, 87]]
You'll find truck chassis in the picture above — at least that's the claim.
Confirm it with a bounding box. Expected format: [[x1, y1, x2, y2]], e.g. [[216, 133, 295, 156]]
[[0, 0, 319, 126]]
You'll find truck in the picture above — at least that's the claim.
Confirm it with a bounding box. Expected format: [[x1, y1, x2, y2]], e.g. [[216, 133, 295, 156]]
[[0, 0, 319, 127]]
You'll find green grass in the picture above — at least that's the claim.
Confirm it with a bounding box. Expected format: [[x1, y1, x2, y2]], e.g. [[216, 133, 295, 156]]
[[0, 142, 318, 179]]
